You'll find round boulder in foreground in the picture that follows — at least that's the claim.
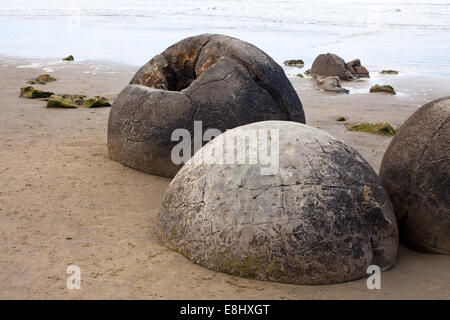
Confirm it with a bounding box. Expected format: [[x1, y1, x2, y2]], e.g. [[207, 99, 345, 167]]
[[158, 121, 398, 285], [108, 34, 305, 178], [380, 96, 450, 254]]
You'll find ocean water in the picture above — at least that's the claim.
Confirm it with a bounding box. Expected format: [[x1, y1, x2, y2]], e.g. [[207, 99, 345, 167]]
[[1, 0, 450, 76]]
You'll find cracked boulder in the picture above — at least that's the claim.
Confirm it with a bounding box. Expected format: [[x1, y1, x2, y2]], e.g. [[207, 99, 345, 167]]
[[158, 121, 399, 285], [108, 34, 305, 178], [380, 96, 450, 254]]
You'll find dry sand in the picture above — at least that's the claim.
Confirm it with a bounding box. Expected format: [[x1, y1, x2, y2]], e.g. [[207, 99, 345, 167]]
[[0, 57, 449, 299]]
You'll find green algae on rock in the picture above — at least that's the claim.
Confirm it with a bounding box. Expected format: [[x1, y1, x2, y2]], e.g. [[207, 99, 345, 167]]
[[46, 94, 110, 109], [19, 86, 54, 99], [46, 95, 79, 108], [346, 122, 396, 136], [62, 55, 74, 61], [84, 96, 111, 108], [370, 84, 396, 94]]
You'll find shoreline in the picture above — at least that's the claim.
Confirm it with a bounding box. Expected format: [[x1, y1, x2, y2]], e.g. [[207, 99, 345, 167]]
[[0, 55, 449, 299]]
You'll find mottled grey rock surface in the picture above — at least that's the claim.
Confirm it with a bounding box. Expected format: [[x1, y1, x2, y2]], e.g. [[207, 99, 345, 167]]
[[108, 34, 305, 178], [380, 96, 450, 254], [316, 76, 349, 93], [158, 121, 399, 285]]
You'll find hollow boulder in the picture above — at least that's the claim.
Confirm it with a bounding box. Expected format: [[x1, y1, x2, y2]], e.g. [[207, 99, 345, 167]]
[[158, 121, 399, 285], [380, 96, 450, 254], [108, 34, 305, 178]]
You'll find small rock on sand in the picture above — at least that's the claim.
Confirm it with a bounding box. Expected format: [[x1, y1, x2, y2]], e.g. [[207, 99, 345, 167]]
[[316, 76, 349, 93], [19, 86, 54, 99], [346, 122, 396, 136], [27, 74, 57, 85]]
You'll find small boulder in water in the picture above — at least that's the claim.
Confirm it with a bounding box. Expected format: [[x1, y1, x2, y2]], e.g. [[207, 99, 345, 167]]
[[62, 55, 74, 61], [310, 53, 355, 80], [380, 70, 399, 75], [310, 53, 370, 80], [346, 59, 370, 78], [370, 84, 396, 95], [19, 86, 54, 99], [284, 59, 304, 68]]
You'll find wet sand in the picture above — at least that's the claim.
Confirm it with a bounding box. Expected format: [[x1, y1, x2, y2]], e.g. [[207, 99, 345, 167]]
[[0, 57, 449, 299]]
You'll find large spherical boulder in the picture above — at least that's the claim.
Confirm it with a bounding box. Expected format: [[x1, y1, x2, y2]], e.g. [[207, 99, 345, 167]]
[[158, 121, 398, 285], [108, 34, 305, 178], [380, 96, 450, 254]]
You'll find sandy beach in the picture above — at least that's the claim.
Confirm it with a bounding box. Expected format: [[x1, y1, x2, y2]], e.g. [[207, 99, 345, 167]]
[[0, 56, 449, 299]]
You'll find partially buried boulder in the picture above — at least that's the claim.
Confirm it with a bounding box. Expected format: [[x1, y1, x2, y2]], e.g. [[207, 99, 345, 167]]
[[108, 34, 306, 178], [379, 96, 450, 254], [158, 121, 399, 285]]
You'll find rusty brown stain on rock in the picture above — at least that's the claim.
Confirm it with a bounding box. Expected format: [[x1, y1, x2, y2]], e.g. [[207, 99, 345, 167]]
[[362, 185, 374, 204], [141, 70, 168, 89], [200, 55, 219, 73]]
